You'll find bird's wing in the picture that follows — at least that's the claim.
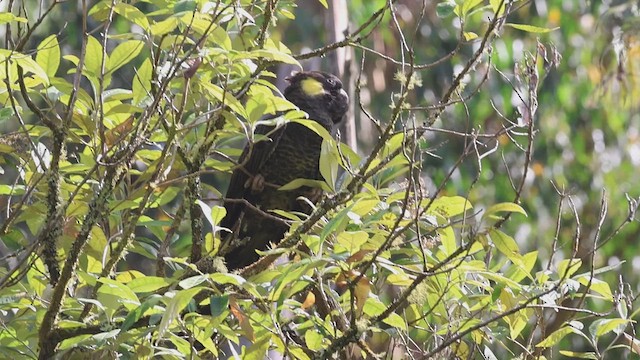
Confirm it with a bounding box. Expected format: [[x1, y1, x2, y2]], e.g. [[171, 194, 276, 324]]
[[220, 123, 286, 232]]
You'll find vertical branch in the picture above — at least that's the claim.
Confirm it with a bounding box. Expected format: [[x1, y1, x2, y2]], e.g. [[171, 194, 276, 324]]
[[257, 0, 278, 48], [187, 170, 204, 263], [38, 166, 122, 358]]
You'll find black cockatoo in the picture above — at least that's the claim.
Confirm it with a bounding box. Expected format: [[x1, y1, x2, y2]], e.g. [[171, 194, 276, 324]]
[[220, 71, 349, 270]]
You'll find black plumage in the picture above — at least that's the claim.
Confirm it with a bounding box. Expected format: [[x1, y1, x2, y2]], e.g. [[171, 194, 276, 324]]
[[220, 71, 349, 270]]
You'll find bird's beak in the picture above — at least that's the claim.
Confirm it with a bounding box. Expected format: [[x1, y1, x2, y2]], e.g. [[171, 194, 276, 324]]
[[339, 88, 348, 102]]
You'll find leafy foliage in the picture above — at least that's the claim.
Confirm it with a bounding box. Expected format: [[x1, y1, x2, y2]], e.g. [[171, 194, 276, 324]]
[[0, 0, 638, 359]]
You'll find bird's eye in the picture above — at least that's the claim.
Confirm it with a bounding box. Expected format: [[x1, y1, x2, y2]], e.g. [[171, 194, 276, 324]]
[[326, 78, 336, 86]]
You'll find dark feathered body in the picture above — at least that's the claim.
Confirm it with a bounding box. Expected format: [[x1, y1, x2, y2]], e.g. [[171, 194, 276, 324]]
[[221, 71, 349, 270]]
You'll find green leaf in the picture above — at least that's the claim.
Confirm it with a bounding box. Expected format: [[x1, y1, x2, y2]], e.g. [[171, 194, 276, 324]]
[[157, 287, 204, 338], [557, 258, 581, 278], [127, 276, 171, 293], [320, 204, 354, 241], [490, 229, 526, 269], [577, 276, 613, 301], [0, 107, 13, 123], [317, 0, 329, 9], [336, 231, 369, 255], [132, 58, 152, 105], [0, 184, 25, 195], [505, 307, 530, 339], [257, 38, 300, 66], [96, 277, 141, 319], [150, 17, 179, 36], [425, 196, 473, 219], [211, 206, 227, 227], [36, 35, 60, 77], [506, 23, 559, 33], [12, 53, 49, 85], [196, 199, 227, 229], [305, 330, 325, 351], [121, 295, 162, 332], [455, 0, 483, 17], [207, 24, 232, 50], [0, 13, 27, 24], [489, 0, 508, 14], [209, 273, 246, 287], [179, 275, 208, 289], [107, 40, 144, 73], [589, 319, 628, 339], [50, 77, 94, 109], [210, 295, 229, 318], [436, 1, 456, 17], [200, 82, 247, 118], [269, 261, 317, 302], [114, 3, 150, 29], [558, 351, 598, 359], [174, 0, 197, 13], [387, 273, 413, 286], [505, 250, 537, 282], [84, 35, 105, 76], [362, 297, 385, 317], [292, 119, 334, 142], [382, 133, 405, 156], [536, 326, 575, 348], [383, 312, 407, 330], [319, 139, 339, 191], [439, 226, 456, 256], [483, 202, 527, 219], [463, 32, 478, 41], [278, 178, 331, 192], [245, 335, 270, 360]]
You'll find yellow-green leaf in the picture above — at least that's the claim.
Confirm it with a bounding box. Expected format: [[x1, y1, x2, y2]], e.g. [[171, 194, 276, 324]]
[[127, 276, 172, 293], [108, 40, 144, 73], [490, 229, 525, 269], [305, 330, 324, 351], [84, 35, 105, 76], [36, 35, 60, 77], [383, 313, 406, 330], [557, 258, 581, 278], [506, 23, 559, 33], [536, 326, 575, 348], [150, 17, 179, 36], [200, 82, 247, 118], [425, 196, 472, 219], [132, 58, 152, 105], [577, 276, 613, 301], [336, 231, 369, 254], [292, 119, 334, 142], [319, 139, 339, 191], [455, 0, 482, 17], [278, 178, 331, 192], [387, 273, 413, 286], [362, 297, 385, 317], [489, 0, 507, 15], [157, 287, 204, 339], [558, 351, 598, 359], [463, 32, 478, 41], [483, 202, 527, 218], [590, 319, 628, 338], [0, 13, 27, 24], [114, 3, 150, 29], [97, 277, 141, 313]]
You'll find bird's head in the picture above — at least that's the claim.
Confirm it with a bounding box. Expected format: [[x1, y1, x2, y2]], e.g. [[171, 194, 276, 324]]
[[284, 71, 349, 127]]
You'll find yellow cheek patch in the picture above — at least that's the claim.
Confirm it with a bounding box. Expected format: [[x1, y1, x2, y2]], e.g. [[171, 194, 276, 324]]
[[300, 78, 326, 97]]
